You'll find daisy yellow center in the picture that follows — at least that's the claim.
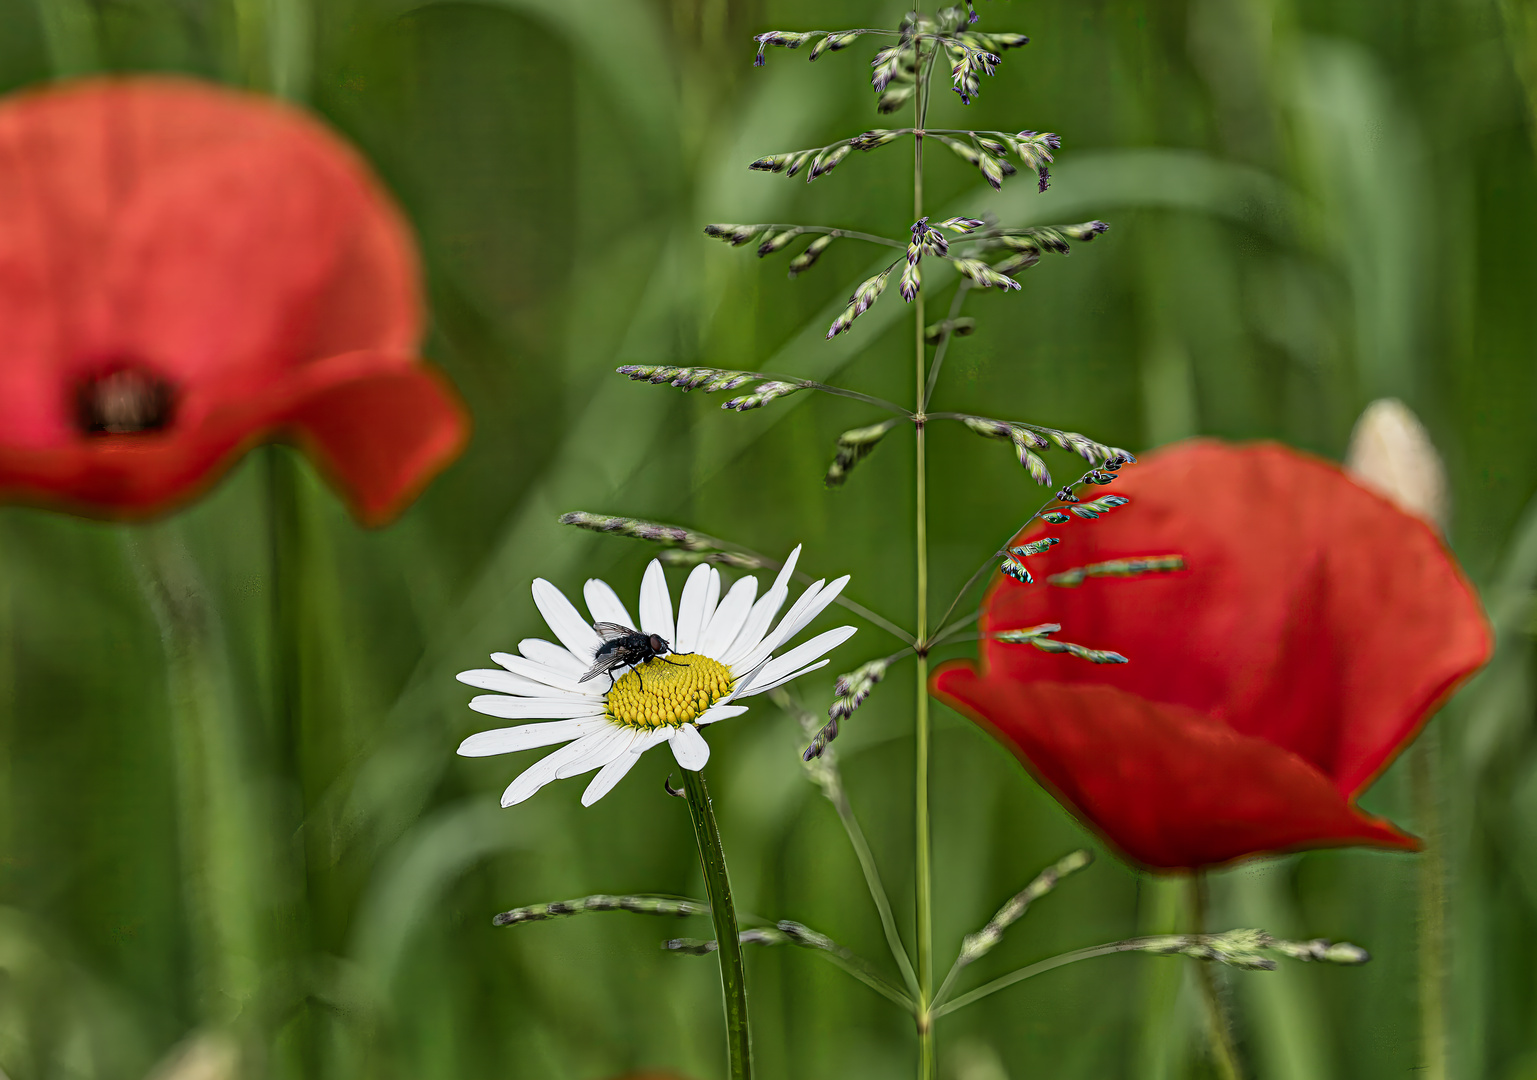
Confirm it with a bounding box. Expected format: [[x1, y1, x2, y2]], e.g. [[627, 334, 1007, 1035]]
[[606, 653, 734, 729]]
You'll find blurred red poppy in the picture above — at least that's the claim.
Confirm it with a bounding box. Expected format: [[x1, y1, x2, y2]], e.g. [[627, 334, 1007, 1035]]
[[0, 77, 467, 524], [932, 440, 1491, 870]]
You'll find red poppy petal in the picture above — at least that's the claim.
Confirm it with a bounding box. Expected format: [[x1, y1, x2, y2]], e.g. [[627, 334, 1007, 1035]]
[[284, 355, 470, 526], [982, 440, 1491, 796], [0, 77, 462, 521], [932, 664, 1417, 870], [0, 352, 466, 523]]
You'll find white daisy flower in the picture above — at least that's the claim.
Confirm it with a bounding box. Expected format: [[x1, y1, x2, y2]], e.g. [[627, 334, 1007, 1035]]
[[456, 546, 855, 807]]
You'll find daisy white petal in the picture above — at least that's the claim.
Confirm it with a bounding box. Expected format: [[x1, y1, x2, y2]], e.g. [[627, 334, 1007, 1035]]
[[669, 724, 711, 770], [739, 575, 850, 675], [518, 638, 587, 679], [777, 545, 804, 587], [639, 559, 676, 641], [674, 563, 715, 653], [502, 736, 604, 806], [457, 668, 555, 696], [701, 576, 758, 658], [532, 579, 602, 663], [470, 695, 607, 720], [735, 577, 826, 673], [697, 703, 749, 726], [749, 626, 857, 691], [584, 578, 636, 629], [582, 744, 643, 806], [554, 726, 634, 779], [492, 652, 603, 696], [581, 729, 668, 807], [736, 657, 833, 698], [719, 545, 802, 666], [777, 574, 850, 643], [458, 717, 608, 757], [703, 568, 722, 634]]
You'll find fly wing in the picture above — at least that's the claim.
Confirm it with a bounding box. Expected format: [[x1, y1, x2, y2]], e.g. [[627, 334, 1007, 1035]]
[[591, 622, 639, 639], [580, 651, 627, 684]]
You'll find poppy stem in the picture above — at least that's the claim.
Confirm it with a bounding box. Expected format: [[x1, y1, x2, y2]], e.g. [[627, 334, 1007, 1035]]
[[681, 767, 752, 1080], [1190, 875, 1245, 1080], [128, 528, 271, 1023], [1411, 729, 1448, 1080]]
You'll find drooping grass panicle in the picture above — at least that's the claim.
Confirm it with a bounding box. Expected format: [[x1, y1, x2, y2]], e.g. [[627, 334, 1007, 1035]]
[[557, 512, 769, 570], [753, 29, 890, 68], [993, 624, 1128, 665], [493, 893, 708, 927], [956, 850, 1093, 968], [924, 315, 976, 344], [929, 463, 1139, 646], [790, 234, 837, 277], [826, 418, 904, 487], [613, 364, 909, 415], [751, 129, 916, 181], [925, 849, 1094, 1013], [1047, 554, 1185, 588], [830, 656, 893, 722], [996, 538, 1061, 583], [670, 919, 916, 1010], [948, 414, 1130, 487], [1133, 930, 1371, 970], [557, 511, 717, 552], [1059, 492, 1132, 520], [750, 144, 856, 183], [706, 222, 903, 253], [931, 929, 1372, 1020], [828, 261, 902, 338], [967, 220, 1110, 254], [800, 654, 899, 761], [665, 927, 789, 953]]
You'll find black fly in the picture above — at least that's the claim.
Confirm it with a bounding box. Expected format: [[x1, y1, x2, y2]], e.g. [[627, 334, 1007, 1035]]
[[581, 623, 687, 690]]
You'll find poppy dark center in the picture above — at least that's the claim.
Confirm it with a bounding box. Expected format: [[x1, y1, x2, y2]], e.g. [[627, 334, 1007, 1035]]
[[76, 368, 175, 435]]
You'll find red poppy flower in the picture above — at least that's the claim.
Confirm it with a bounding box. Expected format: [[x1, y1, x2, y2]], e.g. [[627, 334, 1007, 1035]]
[[931, 440, 1491, 870], [0, 77, 468, 524]]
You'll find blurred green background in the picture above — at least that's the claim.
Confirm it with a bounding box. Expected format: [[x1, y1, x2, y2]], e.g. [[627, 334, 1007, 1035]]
[[1, 0, 1535, 1077]]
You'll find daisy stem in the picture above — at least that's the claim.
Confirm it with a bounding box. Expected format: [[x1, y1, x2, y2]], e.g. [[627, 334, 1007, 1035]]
[[1191, 874, 1245, 1080], [681, 767, 752, 1080], [912, 33, 939, 1080]]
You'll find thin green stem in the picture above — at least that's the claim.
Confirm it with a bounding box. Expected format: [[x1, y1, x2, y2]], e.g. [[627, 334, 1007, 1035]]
[[931, 483, 1081, 641], [265, 447, 320, 1078], [828, 772, 922, 998], [1191, 875, 1244, 1080], [682, 768, 751, 1080], [912, 33, 939, 1080], [752, 224, 907, 250], [807, 383, 912, 415], [1413, 728, 1448, 1080], [932, 938, 1158, 1018], [766, 923, 917, 1010], [922, 281, 973, 409]]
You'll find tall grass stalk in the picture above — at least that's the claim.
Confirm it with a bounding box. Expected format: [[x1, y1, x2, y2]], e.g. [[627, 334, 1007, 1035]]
[[911, 34, 936, 1080]]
